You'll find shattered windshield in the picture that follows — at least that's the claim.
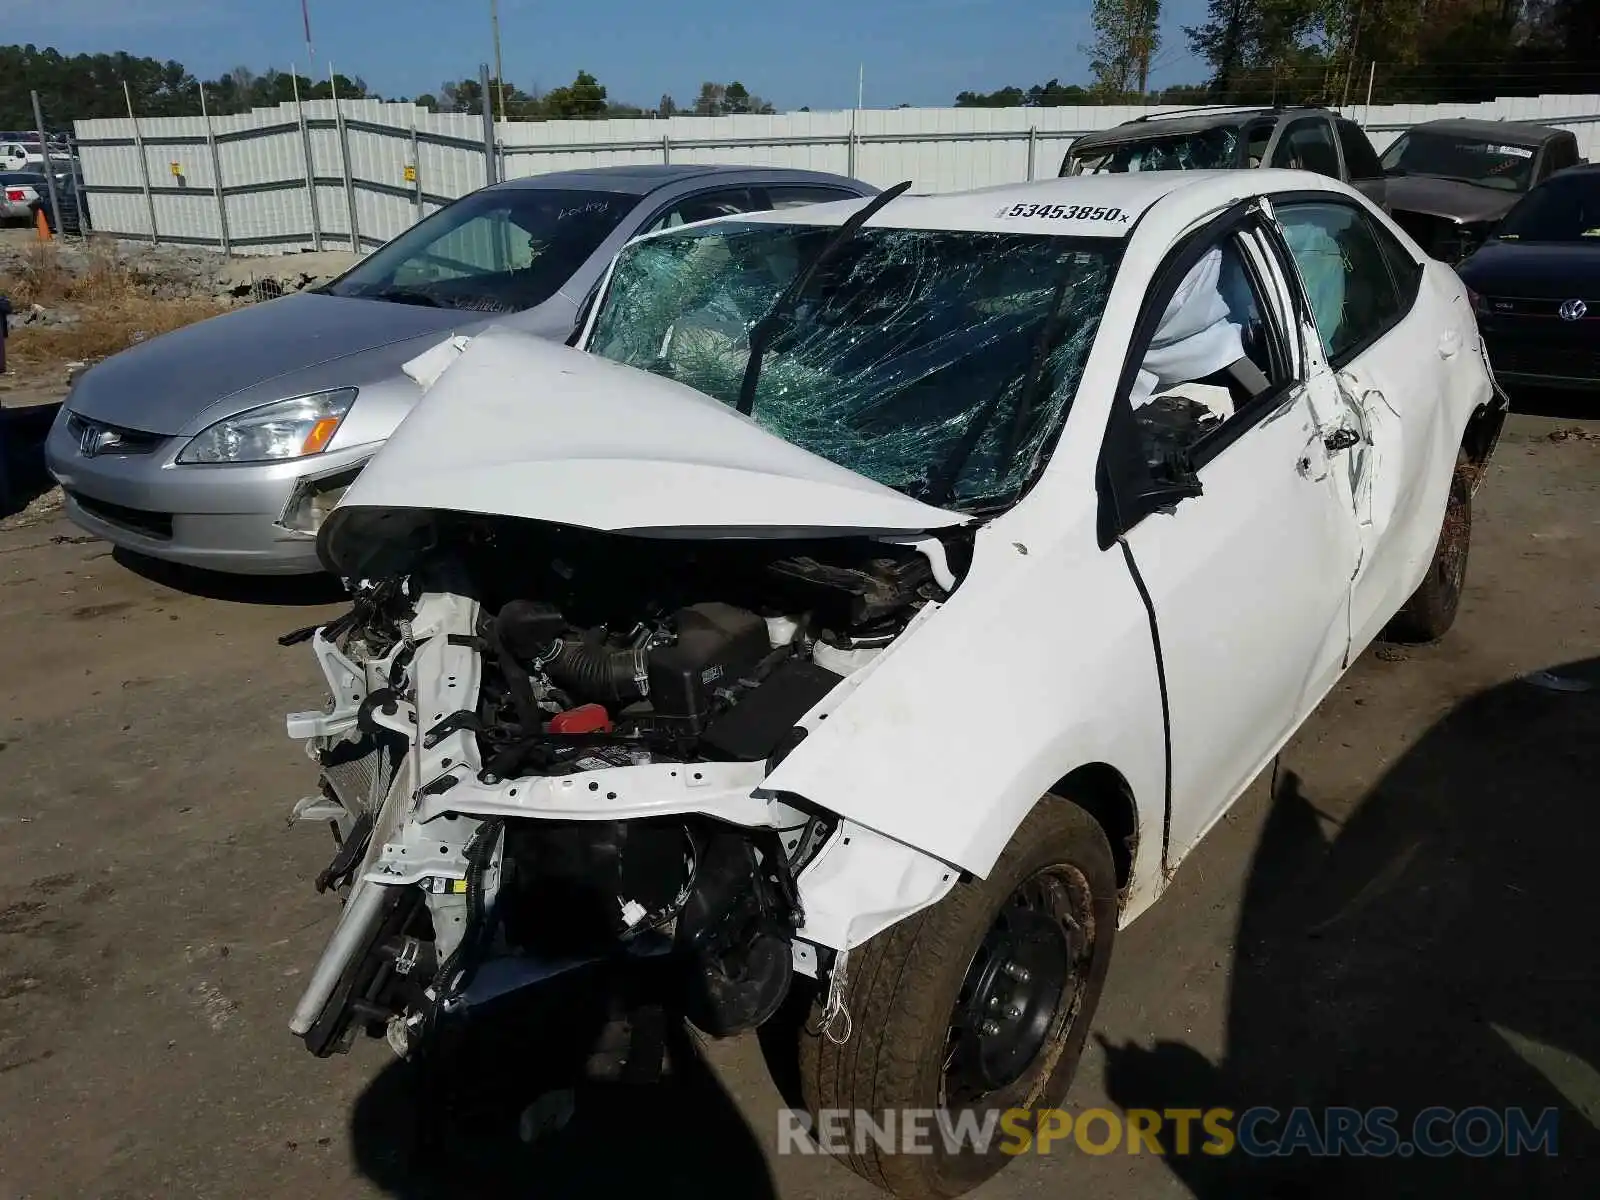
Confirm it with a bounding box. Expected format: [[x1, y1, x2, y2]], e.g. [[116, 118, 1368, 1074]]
[[324, 188, 632, 313], [1071, 126, 1242, 174], [1380, 131, 1537, 191], [587, 222, 1120, 509]]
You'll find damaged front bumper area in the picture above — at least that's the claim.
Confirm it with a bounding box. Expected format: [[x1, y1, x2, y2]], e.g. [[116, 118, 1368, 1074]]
[[283, 519, 963, 1059]]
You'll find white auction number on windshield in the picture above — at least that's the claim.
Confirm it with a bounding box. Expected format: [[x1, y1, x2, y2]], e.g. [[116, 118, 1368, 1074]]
[[997, 202, 1131, 223]]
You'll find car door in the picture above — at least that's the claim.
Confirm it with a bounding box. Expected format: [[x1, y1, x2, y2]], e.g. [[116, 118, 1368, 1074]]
[[1273, 197, 1445, 649], [1101, 201, 1364, 863]]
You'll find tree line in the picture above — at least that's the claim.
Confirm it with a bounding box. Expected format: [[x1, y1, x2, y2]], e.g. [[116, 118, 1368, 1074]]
[[7, 3, 1597, 132], [963, 0, 1599, 108], [0, 44, 774, 129]]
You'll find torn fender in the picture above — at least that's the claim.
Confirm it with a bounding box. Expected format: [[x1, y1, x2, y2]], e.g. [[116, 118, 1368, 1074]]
[[764, 514, 1166, 899]]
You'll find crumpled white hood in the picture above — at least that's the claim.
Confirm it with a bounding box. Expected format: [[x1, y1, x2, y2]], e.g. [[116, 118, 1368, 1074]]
[[336, 326, 967, 538]]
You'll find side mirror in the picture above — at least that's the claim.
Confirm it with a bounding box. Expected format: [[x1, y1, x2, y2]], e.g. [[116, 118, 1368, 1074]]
[[1138, 450, 1204, 511]]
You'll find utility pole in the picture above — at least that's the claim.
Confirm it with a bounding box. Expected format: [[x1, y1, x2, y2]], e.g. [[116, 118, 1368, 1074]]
[[301, 0, 316, 76], [490, 0, 508, 122]]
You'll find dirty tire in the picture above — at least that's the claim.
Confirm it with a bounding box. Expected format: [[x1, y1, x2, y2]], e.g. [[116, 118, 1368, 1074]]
[[796, 798, 1117, 1199], [1387, 457, 1472, 644]]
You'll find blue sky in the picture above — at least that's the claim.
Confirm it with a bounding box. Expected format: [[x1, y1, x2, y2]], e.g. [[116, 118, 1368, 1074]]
[[2, 0, 1211, 111]]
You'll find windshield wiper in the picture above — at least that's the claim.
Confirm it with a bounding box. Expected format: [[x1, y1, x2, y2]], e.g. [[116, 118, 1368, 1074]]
[[922, 265, 1077, 507], [365, 287, 444, 308], [735, 180, 913, 417]]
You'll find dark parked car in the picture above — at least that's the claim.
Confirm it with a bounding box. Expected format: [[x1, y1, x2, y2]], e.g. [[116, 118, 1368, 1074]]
[[1457, 163, 1600, 391], [1381, 118, 1585, 263], [1060, 104, 1388, 211]]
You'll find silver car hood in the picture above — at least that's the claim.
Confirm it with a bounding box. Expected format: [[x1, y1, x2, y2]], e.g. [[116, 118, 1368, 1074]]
[[323, 327, 966, 569], [66, 292, 473, 435]]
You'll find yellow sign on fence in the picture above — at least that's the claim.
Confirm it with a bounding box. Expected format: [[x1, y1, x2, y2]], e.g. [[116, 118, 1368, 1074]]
[[403, 164, 417, 183]]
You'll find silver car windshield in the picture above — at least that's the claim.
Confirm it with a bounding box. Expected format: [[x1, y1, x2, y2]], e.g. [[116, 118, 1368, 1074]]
[[324, 188, 633, 313], [588, 222, 1120, 509]]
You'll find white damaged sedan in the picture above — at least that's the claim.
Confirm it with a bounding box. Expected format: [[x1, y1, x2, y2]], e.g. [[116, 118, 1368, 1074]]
[[283, 169, 1506, 1196]]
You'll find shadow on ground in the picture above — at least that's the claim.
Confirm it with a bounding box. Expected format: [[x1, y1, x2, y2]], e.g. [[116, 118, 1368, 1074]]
[[1103, 658, 1600, 1196], [349, 964, 777, 1200], [0, 400, 60, 518], [111, 547, 347, 606]]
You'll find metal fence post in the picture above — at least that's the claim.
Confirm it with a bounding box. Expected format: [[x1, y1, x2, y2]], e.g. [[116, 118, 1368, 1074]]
[[292, 68, 323, 252], [198, 85, 231, 255], [847, 106, 858, 178], [68, 141, 91, 232], [1026, 126, 1038, 180], [123, 80, 158, 244], [330, 68, 361, 253], [480, 63, 498, 187], [661, 134, 671, 165], [410, 118, 423, 216], [29, 90, 64, 236]]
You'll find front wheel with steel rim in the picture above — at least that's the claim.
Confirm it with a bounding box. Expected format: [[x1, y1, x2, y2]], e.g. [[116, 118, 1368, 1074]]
[[796, 798, 1118, 1199]]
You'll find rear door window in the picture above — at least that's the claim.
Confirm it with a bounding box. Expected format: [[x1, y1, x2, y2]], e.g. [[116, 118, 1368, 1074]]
[[1276, 201, 1406, 365], [762, 185, 862, 209], [640, 187, 763, 234]]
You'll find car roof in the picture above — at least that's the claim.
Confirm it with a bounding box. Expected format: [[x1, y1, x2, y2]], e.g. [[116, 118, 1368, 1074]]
[[490, 163, 866, 197], [1407, 118, 1568, 146], [1069, 105, 1337, 151], [711, 169, 1343, 240]]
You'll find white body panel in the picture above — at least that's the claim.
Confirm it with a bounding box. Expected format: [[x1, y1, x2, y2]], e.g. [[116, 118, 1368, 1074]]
[[295, 166, 1498, 990], [335, 327, 966, 541]]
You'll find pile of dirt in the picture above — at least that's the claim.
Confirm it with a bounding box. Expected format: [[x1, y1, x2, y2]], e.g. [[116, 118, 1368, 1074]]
[[1, 235, 363, 391], [0, 239, 223, 389]]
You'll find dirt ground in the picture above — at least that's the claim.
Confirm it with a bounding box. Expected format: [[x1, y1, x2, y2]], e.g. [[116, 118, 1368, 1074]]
[[0, 402, 1597, 1199]]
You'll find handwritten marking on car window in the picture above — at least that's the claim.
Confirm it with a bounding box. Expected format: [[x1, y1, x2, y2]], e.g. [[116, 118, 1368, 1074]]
[[559, 201, 614, 221]]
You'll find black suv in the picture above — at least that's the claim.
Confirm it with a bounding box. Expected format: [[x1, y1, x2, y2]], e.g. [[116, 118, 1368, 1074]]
[[1060, 105, 1388, 211]]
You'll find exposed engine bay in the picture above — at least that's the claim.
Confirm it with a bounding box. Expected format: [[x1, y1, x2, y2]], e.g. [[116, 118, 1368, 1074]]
[[284, 512, 963, 1059]]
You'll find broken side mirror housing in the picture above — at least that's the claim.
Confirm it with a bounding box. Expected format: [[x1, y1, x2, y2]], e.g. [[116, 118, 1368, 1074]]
[[1139, 450, 1204, 512]]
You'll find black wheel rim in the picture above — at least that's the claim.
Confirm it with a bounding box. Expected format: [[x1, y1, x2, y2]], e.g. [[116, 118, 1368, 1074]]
[[942, 866, 1090, 1105]]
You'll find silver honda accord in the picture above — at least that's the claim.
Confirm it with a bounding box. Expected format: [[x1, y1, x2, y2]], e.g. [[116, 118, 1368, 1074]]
[[47, 164, 873, 573]]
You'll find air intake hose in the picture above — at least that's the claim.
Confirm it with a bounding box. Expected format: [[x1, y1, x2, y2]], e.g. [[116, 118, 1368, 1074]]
[[494, 599, 648, 705], [540, 638, 648, 704]]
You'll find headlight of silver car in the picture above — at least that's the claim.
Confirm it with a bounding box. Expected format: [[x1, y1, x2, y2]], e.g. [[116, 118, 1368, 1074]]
[[176, 389, 357, 464]]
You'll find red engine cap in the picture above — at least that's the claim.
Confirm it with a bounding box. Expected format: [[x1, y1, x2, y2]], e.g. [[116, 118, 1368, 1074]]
[[547, 703, 613, 735]]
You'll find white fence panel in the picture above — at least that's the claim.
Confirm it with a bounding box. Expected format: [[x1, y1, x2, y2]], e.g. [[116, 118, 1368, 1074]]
[[71, 92, 1600, 256]]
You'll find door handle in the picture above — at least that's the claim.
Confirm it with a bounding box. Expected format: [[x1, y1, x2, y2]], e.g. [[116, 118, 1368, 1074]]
[[1323, 426, 1362, 455], [1439, 329, 1461, 358]]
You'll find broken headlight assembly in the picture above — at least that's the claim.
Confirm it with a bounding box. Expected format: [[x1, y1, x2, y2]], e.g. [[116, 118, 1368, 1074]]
[[177, 388, 356, 464], [278, 460, 367, 536]]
